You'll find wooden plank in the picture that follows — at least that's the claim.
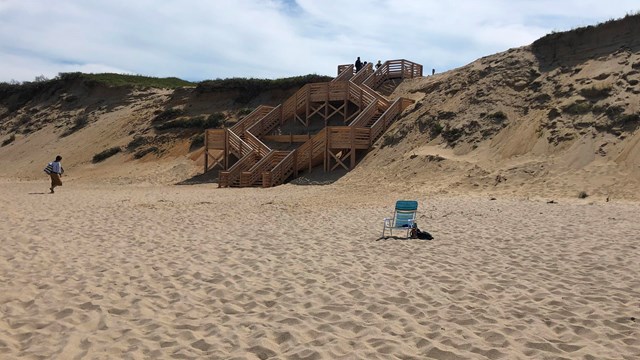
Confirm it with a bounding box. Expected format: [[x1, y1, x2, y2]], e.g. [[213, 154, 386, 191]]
[[263, 135, 311, 143]]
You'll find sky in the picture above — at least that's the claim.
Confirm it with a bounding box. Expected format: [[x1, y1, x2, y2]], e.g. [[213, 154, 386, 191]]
[[1, 0, 638, 83]]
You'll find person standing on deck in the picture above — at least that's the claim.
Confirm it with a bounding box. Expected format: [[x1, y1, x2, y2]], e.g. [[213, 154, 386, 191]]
[[355, 57, 362, 72]]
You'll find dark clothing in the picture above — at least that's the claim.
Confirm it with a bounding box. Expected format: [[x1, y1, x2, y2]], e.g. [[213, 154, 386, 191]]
[[355, 58, 362, 72]]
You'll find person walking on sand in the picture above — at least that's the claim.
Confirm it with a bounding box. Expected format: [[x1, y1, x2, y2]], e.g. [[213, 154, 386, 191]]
[[44, 155, 64, 193]]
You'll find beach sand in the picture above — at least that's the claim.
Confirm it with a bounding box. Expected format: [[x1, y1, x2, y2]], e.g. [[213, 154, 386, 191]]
[[1, 180, 639, 359]]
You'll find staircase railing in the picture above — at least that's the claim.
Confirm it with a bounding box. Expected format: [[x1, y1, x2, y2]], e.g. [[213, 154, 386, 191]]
[[368, 98, 415, 144], [219, 152, 258, 187], [240, 151, 289, 187], [244, 131, 271, 157], [346, 83, 377, 110], [247, 105, 283, 139], [227, 130, 254, 159], [263, 150, 296, 187], [294, 128, 327, 173], [349, 100, 379, 127], [231, 105, 274, 135], [350, 62, 374, 84], [282, 85, 309, 124]]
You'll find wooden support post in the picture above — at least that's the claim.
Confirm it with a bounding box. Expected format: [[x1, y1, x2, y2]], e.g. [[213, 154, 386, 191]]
[[306, 88, 310, 127], [224, 129, 229, 170], [325, 84, 329, 126], [344, 98, 348, 123]]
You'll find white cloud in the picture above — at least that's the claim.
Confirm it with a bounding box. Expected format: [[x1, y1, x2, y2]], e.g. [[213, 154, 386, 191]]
[[0, 0, 638, 82]]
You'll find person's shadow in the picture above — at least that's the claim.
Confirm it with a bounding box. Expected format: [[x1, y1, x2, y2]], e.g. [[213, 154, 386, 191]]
[[28, 192, 50, 195]]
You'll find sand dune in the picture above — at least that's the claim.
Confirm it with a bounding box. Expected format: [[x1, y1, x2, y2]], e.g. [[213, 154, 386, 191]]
[[1, 180, 638, 359]]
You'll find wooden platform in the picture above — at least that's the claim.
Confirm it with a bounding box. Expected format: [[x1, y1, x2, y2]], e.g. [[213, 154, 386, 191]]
[[204, 59, 422, 187]]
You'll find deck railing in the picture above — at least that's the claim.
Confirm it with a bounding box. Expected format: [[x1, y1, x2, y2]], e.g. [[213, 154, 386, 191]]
[[327, 126, 371, 150], [334, 64, 354, 82], [364, 59, 423, 90]]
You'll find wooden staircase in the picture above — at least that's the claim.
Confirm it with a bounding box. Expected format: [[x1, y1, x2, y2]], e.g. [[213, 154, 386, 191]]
[[204, 59, 423, 187]]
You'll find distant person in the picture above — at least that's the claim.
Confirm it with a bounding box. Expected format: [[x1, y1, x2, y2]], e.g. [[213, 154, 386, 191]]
[[375, 60, 382, 70], [355, 57, 362, 72], [432, 68, 435, 75], [363, 61, 368, 69], [44, 155, 64, 193]]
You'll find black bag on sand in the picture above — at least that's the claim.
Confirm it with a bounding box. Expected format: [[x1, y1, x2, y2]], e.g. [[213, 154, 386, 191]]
[[410, 224, 433, 240], [416, 229, 433, 240]]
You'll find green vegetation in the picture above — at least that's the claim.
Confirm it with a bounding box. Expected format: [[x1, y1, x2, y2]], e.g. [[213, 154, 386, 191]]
[[436, 111, 456, 120], [1, 134, 16, 147], [92, 147, 121, 163], [237, 107, 254, 117], [190, 133, 205, 149], [197, 74, 333, 92], [134, 147, 159, 159], [152, 108, 185, 123], [486, 111, 508, 122], [579, 85, 612, 99], [126, 136, 150, 150], [430, 121, 444, 136], [562, 102, 592, 115], [61, 115, 89, 137], [612, 113, 640, 129], [197, 74, 333, 103], [60, 72, 193, 89], [441, 126, 464, 143], [155, 113, 225, 130]]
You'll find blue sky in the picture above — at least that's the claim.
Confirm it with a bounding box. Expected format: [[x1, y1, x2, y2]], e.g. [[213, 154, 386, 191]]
[[0, 0, 638, 83]]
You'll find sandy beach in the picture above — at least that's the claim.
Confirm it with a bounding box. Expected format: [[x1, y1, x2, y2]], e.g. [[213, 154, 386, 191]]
[[1, 180, 638, 359]]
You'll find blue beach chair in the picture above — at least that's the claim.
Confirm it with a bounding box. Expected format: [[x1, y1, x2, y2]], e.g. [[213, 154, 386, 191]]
[[382, 200, 418, 238]]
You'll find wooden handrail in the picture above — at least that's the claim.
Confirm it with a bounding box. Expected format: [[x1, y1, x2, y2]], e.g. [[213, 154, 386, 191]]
[[227, 130, 254, 159], [219, 152, 258, 187], [241, 151, 275, 187], [244, 131, 271, 157], [349, 100, 378, 127], [247, 104, 283, 139], [369, 98, 404, 143], [351, 62, 374, 84], [294, 128, 327, 173], [263, 150, 296, 187], [230, 105, 274, 134]]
